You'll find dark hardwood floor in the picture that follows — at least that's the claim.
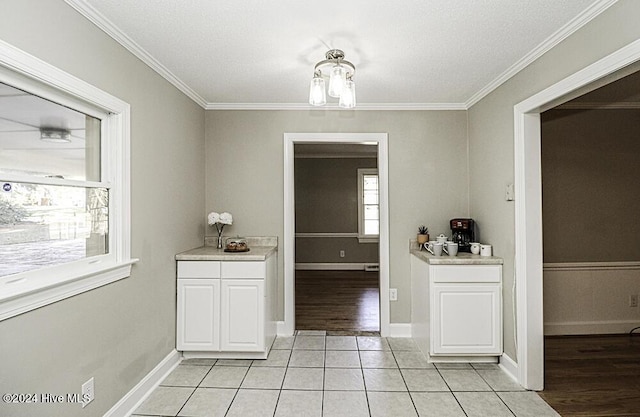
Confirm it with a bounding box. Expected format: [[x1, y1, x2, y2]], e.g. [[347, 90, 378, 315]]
[[295, 270, 379, 334], [539, 334, 640, 417]]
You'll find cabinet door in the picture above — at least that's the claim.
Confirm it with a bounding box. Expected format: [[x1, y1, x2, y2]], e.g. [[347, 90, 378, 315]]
[[220, 279, 264, 352], [431, 284, 502, 355], [177, 279, 220, 351]]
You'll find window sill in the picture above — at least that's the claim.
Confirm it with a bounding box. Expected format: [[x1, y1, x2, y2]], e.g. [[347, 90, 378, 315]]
[[0, 259, 139, 321]]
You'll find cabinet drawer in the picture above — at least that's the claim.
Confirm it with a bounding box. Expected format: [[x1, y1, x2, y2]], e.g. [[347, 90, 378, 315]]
[[431, 265, 501, 283], [221, 261, 265, 279], [178, 261, 221, 278]]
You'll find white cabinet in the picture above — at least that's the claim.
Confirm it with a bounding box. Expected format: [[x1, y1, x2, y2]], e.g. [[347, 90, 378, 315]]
[[176, 255, 276, 359], [431, 282, 501, 355], [177, 278, 220, 351], [411, 254, 503, 361], [431, 265, 502, 357]]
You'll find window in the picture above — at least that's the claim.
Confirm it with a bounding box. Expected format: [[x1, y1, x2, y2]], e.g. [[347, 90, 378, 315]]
[[357, 168, 379, 242], [0, 42, 132, 320]]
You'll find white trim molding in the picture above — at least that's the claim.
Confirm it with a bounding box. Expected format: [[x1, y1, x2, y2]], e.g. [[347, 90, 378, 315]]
[[105, 350, 181, 417], [284, 133, 390, 337], [499, 353, 519, 384], [67, 0, 616, 111], [64, 0, 208, 108], [0, 38, 135, 321], [389, 323, 413, 338], [466, 0, 618, 108], [514, 38, 640, 391]]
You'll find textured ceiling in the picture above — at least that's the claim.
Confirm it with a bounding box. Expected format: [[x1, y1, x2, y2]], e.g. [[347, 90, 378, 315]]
[[69, 0, 612, 109]]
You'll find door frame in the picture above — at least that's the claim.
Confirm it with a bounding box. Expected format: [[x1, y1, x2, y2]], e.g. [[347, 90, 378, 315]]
[[514, 39, 640, 390], [283, 132, 390, 336]]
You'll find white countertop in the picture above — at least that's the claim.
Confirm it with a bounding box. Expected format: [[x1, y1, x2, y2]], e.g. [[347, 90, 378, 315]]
[[176, 236, 277, 261], [411, 249, 503, 265]]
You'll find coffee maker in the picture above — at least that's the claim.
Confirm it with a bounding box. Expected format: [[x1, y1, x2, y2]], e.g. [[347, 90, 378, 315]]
[[450, 218, 475, 253]]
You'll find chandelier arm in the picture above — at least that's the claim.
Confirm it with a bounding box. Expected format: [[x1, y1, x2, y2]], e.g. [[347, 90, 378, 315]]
[[313, 59, 356, 76]]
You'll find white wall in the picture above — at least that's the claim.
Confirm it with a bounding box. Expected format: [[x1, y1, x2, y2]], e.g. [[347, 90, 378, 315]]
[[0, 1, 205, 416], [468, 0, 640, 360], [205, 110, 468, 323]]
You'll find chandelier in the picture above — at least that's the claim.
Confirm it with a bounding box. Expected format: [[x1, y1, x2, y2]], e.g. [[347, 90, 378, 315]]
[[309, 49, 356, 108]]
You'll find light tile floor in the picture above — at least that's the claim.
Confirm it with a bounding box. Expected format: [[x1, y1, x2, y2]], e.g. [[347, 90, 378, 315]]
[[132, 332, 559, 417]]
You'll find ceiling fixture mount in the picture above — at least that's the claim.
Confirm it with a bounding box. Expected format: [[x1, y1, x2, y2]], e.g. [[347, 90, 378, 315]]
[[40, 127, 71, 143], [309, 49, 356, 109]]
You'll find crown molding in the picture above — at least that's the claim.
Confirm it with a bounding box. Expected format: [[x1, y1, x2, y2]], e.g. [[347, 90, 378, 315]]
[[64, 0, 208, 108], [204, 102, 467, 111], [65, 0, 617, 112], [465, 0, 618, 109]]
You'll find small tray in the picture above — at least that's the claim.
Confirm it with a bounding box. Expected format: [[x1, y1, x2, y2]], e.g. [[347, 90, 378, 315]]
[[224, 248, 250, 253]]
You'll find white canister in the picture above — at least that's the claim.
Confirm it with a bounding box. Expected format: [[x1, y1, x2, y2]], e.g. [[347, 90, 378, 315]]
[[480, 244, 492, 257], [470, 242, 480, 255]]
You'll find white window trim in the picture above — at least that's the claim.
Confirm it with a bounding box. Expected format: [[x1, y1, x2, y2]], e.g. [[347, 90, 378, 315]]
[[0, 39, 135, 321], [357, 168, 379, 243]]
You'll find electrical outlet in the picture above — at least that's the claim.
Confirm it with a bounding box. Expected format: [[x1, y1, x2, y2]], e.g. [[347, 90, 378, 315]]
[[389, 288, 398, 301], [339, 250, 345, 258], [82, 377, 94, 408], [630, 294, 638, 308]]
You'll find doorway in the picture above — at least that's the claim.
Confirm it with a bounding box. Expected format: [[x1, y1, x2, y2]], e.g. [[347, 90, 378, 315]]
[[514, 39, 640, 390], [293, 143, 380, 333], [283, 133, 390, 336]]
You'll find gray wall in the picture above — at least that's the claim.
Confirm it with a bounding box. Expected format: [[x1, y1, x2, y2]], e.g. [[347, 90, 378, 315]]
[[468, 0, 640, 360], [0, 1, 205, 416], [542, 108, 640, 263], [205, 110, 469, 322], [295, 157, 378, 264]]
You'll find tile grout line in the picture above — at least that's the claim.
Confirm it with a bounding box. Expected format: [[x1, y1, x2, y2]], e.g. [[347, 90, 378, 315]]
[[169, 362, 217, 417], [433, 363, 469, 417], [389, 346, 421, 416]]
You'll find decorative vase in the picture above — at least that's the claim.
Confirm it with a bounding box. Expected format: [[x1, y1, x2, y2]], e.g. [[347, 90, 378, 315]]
[[417, 234, 429, 244], [217, 235, 223, 249]]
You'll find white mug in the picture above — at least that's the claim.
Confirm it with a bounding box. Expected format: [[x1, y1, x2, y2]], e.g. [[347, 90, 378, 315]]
[[480, 244, 492, 257], [443, 241, 458, 256], [436, 234, 448, 244], [470, 242, 480, 255], [424, 241, 444, 256]]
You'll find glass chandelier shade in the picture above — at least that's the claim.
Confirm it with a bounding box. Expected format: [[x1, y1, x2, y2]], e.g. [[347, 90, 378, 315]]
[[309, 75, 326, 106], [328, 65, 346, 98], [339, 78, 356, 109], [309, 49, 356, 108]]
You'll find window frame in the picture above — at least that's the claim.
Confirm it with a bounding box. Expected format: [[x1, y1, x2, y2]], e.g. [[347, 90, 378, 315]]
[[357, 168, 379, 243], [0, 40, 134, 321]]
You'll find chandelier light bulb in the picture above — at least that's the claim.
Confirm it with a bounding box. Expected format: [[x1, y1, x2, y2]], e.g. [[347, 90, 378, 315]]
[[328, 65, 346, 98], [309, 75, 326, 106]]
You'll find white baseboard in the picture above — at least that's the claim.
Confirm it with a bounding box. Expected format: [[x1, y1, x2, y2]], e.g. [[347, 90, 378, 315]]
[[105, 349, 181, 417], [389, 323, 412, 337], [295, 263, 367, 270], [276, 321, 290, 336], [545, 319, 640, 335], [499, 353, 519, 385]]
